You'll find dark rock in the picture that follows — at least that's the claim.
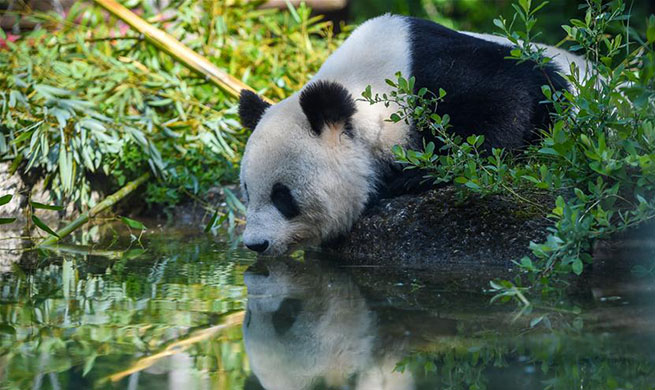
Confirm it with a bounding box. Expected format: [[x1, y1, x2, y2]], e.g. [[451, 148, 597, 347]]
[[330, 186, 554, 269]]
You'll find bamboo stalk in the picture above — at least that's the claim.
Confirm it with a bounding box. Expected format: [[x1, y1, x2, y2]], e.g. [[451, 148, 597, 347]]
[[38, 173, 151, 247], [92, 0, 273, 104]]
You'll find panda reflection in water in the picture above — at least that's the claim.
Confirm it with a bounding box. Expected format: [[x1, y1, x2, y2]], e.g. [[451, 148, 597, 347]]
[[242, 259, 457, 390], [239, 14, 587, 255]]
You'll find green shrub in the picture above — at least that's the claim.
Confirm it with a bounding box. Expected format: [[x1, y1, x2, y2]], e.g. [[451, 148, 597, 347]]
[[363, 0, 655, 301]]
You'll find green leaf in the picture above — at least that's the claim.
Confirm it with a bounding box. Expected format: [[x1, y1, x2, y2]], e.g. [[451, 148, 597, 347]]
[[385, 79, 397, 88], [571, 258, 583, 275], [531, 1, 549, 15], [30, 201, 64, 211], [0, 218, 17, 225], [121, 217, 147, 230], [538, 147, 559, 156], [283, 0, 301, 23], [424, 142, 435, 156], [32, 215, 60, 238], [0, 194, 12, 207], [647, 15, 655, 43], [465, 181, 481, 190], [82, 353, 97, 377], [361, 85, 372, 100], [519, 0, 531, 13], [541, 85, 552, 99]]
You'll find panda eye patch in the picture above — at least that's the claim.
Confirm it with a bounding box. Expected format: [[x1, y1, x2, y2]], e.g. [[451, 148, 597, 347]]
[[271, 183, 300, 219]]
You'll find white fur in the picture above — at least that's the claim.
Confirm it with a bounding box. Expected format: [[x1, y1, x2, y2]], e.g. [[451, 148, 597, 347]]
[[312, 14, 413, 155], [243, 262, 415, 390], [241, 15, 412, 255]]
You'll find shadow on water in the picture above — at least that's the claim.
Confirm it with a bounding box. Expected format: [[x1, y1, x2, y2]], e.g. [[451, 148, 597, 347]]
[[0, 221, 654, 389]]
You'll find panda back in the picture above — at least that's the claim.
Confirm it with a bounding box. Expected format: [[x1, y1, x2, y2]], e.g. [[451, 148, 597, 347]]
[[312, 14, 412, 99], [406, 17, 569, 149]]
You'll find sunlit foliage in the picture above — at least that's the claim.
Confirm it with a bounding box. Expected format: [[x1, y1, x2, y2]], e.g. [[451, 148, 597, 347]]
[[0, 0, 344, 216]]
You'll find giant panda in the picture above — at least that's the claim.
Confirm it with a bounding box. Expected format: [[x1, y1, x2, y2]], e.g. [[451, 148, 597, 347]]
[[238, 14, 587, 255]]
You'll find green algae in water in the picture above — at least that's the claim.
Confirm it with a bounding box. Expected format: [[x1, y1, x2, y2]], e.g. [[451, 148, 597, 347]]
[[1, 228, 654, 390]]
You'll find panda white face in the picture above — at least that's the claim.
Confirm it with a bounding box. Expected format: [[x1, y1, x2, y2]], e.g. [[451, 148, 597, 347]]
[[239, 82, 376, 255]]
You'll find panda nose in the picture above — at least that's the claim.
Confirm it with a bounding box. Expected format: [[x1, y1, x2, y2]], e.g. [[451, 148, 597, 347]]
[[246, 240, 269, 253]]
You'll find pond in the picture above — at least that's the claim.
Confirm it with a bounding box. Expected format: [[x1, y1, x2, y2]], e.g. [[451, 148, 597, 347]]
[[0, 223, 654, 390]]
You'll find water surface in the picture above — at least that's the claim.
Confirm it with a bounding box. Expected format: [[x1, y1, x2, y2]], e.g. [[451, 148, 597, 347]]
[[0, 224, 654, 390]]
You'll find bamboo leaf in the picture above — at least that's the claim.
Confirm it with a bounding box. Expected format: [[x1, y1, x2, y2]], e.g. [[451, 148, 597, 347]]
[[0, 218, 17, 225], [0, 194, 12, 207], [32, 215, 60, 238], [204, 210, 219, 232], [30, 201, 64, 211], [82, 353, 97, 377]]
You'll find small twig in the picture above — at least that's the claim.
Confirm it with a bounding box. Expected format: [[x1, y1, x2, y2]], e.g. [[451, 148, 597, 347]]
[[51, 35, 143, 47]]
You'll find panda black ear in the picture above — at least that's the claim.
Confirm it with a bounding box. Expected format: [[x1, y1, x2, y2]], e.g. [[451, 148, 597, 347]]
[[299, 81, 357, 137], [239, 89, 271, 130]]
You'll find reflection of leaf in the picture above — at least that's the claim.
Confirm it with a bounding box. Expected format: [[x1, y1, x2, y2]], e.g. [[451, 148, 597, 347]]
[[224, 188, 246, 214], [205, 211, 227, 232], [530, 316, 544, 328], [0, 194, 12, 206], [30, 201, 64, 211], [0, 218, 16, 225], [124, 249, 147, 259], [83, 353, 97, 377], [121, 217, 147, 230], [0, 324, 16, 335], [32, 215, 60, 238], [205, 210, 219, 232]]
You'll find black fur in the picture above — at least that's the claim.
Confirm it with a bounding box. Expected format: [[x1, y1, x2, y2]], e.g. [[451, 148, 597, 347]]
[[299, 80, 357, 136], [239, 90, 271, 130], [407, 18, 568, 148], [271, 182, 301, 219], [243, 374, 266, 390], [379, 18, 569, 196], [272, 298, 302, 335]]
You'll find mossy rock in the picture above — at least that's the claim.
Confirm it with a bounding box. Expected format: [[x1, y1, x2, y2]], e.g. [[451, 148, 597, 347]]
[[331, 186, 554, 269]]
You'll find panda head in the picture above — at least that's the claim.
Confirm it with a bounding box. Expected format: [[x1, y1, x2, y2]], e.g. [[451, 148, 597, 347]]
[[239, 81, 376, 255]]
